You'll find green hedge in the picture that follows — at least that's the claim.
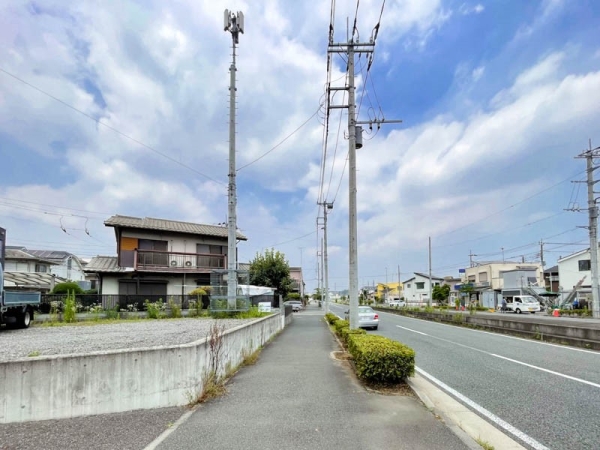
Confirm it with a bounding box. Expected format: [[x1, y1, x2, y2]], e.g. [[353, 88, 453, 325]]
[[347, 334, 415, 383], [339, 326, 366, 344], [325, 312, 339, 324], [334, 319, 349, 334]]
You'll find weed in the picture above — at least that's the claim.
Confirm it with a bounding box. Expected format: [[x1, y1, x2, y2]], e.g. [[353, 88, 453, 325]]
[[63, 291, 77, 323], [28, 350, 41, 357], [168, 299, 182, 319], [475, 437, 495, 450], [145, 299, 166, 319], [452, 313, 465, 324], [104, 305, 120, 320]]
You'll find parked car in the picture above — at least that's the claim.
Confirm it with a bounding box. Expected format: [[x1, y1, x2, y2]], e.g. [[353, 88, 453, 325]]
[[285, 300, 303, 312], [344, 306, 379, 330], [388, 300, 405, 308]]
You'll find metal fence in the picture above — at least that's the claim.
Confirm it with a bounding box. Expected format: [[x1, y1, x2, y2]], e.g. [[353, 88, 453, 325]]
[[38, 293, 277, 313]]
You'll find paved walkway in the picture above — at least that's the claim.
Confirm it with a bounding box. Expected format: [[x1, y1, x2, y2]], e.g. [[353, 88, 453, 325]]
[[151, 306, 472, 450]]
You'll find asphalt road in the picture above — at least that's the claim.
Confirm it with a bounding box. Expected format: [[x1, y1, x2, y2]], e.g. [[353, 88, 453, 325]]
[[329, 304, 600, 450]]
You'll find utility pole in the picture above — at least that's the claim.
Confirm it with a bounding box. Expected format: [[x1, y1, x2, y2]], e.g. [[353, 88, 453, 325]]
[[328, 37, 402, 329], [397, 265, 401, 300], [224, 9, 244, 309], [469, 250, 476, 267], [501, 247, 505, 263], [321, 237, 325, 308], [428, 236, 432, 307], [573, 140, 600, 318], [540, 240, 545, 287], [318, 201, 334, 313]]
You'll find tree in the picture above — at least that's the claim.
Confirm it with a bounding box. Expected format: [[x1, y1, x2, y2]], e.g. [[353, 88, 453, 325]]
[[432, 284, 450, 304], [249, 249, 293, 298], [459, 283, 474, 305]]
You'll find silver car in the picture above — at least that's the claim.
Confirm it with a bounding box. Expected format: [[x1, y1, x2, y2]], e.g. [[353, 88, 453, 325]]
[[345, 306, 379, 330]]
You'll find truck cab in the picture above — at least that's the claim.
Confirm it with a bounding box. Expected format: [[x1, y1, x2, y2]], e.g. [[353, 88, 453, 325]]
[[504, 295, 540, 314]]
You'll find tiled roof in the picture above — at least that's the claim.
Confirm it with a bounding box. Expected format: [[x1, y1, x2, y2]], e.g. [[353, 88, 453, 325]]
[[27, 250, 75, 261], [5, 248, 58, 264], [104, 215, 248, 240], [84, 256, 124, 273]]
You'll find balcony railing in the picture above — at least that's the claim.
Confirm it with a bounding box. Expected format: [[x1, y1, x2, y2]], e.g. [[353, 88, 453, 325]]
[[135, 250, 226, 271]]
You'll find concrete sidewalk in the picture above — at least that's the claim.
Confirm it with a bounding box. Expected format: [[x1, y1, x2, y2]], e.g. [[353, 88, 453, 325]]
[[149, 305, 474, 450]]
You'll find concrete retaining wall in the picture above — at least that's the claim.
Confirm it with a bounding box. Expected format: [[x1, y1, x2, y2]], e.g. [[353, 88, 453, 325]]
[[0, 314, 283, 424], [374, 308, 600, 350]]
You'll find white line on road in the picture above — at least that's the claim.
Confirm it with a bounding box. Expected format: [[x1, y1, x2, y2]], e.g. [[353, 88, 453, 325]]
[[416, 367, 550, 450], [395, 322, 600, 389], [378, 310, 600, 355], [491, 354, 600, 389], [396, 325, 428, 335]]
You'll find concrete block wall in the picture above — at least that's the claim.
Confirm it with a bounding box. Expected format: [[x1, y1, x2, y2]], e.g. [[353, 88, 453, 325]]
[[0, 314, 282, 424]]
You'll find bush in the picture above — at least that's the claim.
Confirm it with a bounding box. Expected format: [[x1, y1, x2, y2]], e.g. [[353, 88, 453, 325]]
[[51, 282, 84, 295], [339, 327, 366, 345], [168, 299, 182, 318], [334, 319, 349, 334], [347, 334, 415, 383], [325, 312, 338, 324], [145, 299, 165, 319], [63, 291, 77, 323]]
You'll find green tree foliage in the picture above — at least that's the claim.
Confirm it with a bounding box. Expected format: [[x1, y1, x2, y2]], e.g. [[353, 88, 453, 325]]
[[249, 249, 293, 298], [51, 281, 84, 295], [432, 284, 450, 303]]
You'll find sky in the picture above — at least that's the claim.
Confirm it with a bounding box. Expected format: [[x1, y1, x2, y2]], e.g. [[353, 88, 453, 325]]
[[1, 0, 600, 293]]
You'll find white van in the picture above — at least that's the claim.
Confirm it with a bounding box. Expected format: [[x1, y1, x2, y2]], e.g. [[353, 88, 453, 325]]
[[504, 295, 540, 314]]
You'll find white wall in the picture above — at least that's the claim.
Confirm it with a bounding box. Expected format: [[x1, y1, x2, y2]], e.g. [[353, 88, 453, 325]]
[[50, 257, 86, 282], [558, 251, 591, 295], [0, 314, 282, 423], [403, 274, 442, 303]]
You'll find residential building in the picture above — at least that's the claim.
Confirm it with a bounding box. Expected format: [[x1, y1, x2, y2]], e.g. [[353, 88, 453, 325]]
[[84, 215, 247, 297], [25, 249, 87, 282], [557, 248, 595, 303], [3, 247, 64, 292], [442, 276, 462, 303], [463, 262, 543, 291], [375, 282, 402, 302], [402, 273, 444, 305], [543, 265, 559, 292]]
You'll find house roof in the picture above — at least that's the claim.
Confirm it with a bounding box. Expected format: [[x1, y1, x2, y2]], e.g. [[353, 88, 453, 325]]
[[84, 256, 126, 273], [5, 248, 58, 264], [557, 248, 590, 264], [3, 271, 67, 289], [26, 249, 82, 263], [403, 272, 444, 283], [544, 265, 558, 274], [104, 215, 248, 240]]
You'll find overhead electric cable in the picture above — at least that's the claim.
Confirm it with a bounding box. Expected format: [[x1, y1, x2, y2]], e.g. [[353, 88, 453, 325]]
[[0, 67, 225, 185]]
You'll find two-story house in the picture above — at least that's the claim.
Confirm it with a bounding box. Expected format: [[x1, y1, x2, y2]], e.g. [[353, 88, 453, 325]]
[[25, 250, 87, 282], [84, 215, 247, 299], [402, 273, 444, 305], [289, 266, 304, 298], [557, 248, 596, 304], [463, 262, 543, 291]]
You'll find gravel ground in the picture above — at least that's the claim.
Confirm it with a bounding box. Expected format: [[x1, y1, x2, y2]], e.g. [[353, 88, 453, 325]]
[[0, 318, 259, 362]]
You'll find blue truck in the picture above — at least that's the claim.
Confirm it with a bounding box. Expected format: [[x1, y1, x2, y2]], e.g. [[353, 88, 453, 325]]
[[0, 227, 40, 328]]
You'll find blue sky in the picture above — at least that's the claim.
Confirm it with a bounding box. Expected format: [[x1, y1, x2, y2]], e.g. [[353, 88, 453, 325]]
[[1, 0, 600, 293]]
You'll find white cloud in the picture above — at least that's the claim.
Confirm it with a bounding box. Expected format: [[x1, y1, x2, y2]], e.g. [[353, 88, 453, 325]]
[[459, 3, 485, 15]]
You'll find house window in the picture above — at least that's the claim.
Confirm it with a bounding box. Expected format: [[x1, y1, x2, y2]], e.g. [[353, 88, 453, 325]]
[[468, 275, 476, 282], [579, 259, 591, 271], [35, 264, 47, 273], [138, 239, 169, 266], [479, 272, 488, 282], [416, 282, 425, 290], [406, 283, 411, 288]]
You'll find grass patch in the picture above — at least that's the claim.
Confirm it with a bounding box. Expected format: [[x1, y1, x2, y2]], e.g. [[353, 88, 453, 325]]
[[475, 437, 495, 450], [27, 350, 41, 357]]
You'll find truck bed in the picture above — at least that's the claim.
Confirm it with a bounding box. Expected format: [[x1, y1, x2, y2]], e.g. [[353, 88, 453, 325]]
[[3, 291, 41, 306]]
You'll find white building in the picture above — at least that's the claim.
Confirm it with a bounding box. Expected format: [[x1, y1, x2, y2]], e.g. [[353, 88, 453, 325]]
[[557, 248, 594, 302], [402, 273, 444, 305], [463, 262, 543, 291], [26, 250, 87, 282]]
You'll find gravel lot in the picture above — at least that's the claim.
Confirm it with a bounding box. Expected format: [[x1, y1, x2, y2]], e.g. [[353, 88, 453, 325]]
[[0, 318, 259, 362]]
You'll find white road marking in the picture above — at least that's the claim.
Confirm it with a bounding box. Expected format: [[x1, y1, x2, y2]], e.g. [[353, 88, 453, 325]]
[[396, 325, 428, 335], [375, 309, 600, 355], [394, 319, 600, 389], [491, 354, 600, 389], [416, 367, 550, 450]]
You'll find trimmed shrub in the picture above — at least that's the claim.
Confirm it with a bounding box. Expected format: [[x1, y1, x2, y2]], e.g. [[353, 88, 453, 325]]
[[325, 312, 338, 324], [334, 319, 349, 334], [339, 327, 366, 345], [51, 282, 84, 295], [347, 334, 415, 383]]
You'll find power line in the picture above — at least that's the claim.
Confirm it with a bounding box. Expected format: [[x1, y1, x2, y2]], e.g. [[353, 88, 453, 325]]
[[0, 67, 225, 185], [435, 170, 586, 238], [264, 230, 316, 249], [237, 103, 323, 171]]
